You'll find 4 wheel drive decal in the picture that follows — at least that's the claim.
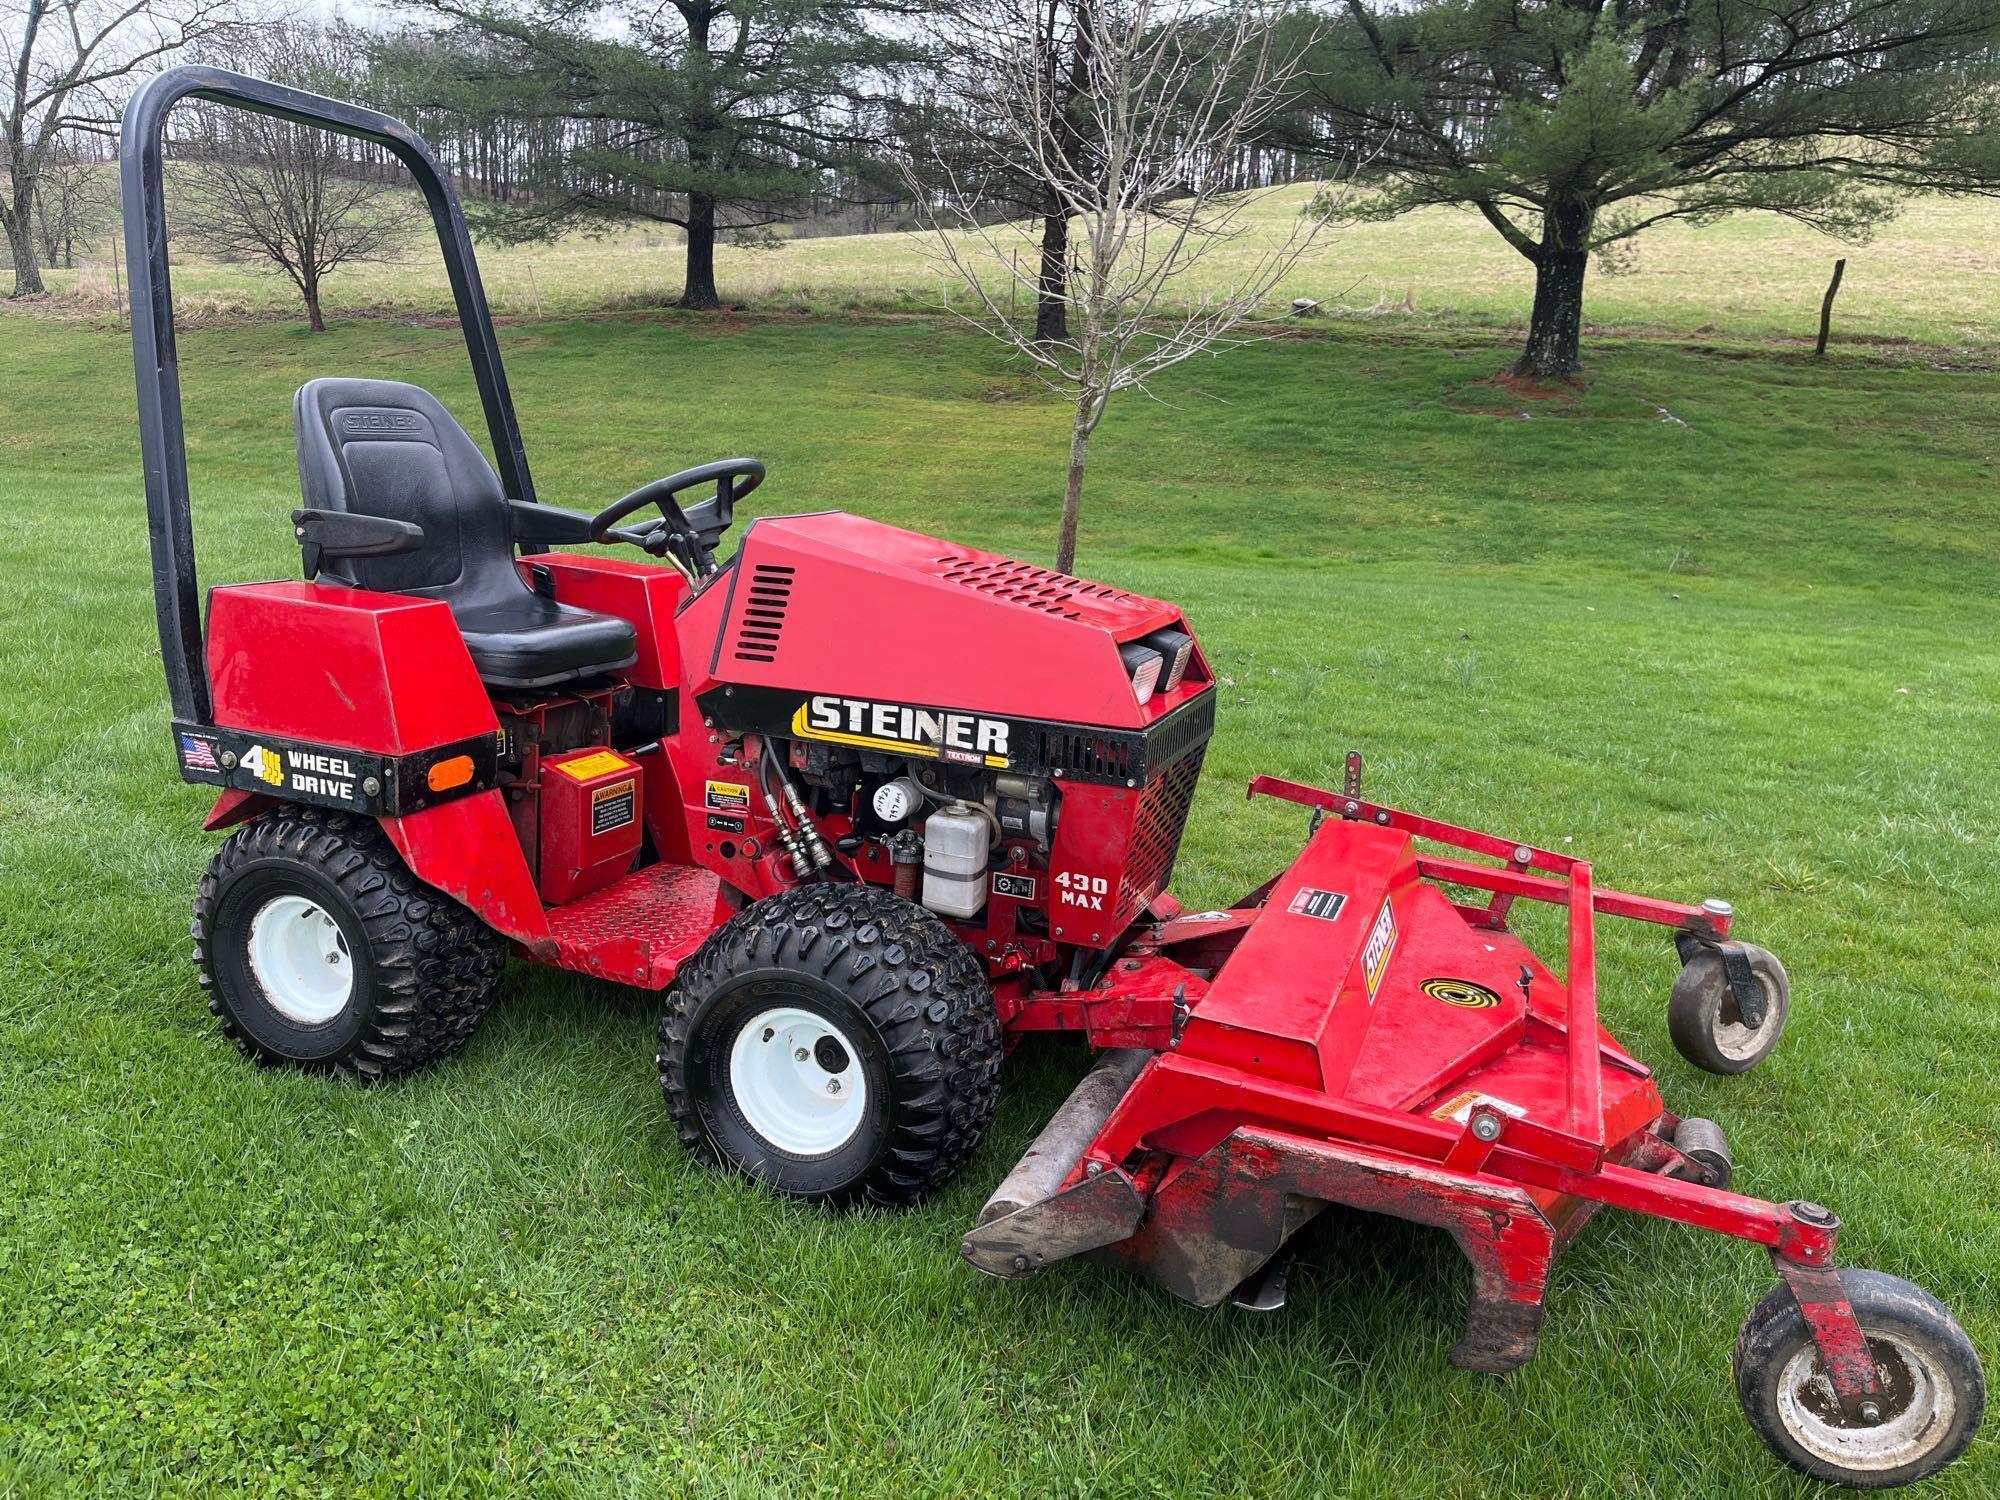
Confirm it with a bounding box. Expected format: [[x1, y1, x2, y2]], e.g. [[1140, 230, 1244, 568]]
[[242, 743, 285, 787], [791, 695, 1011, 768], [170, 722, 499, 818]]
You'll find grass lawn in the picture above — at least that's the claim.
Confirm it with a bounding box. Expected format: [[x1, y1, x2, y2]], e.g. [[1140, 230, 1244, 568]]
[[14, 183, 2000, 355], [0, 305, 1996, 1496]]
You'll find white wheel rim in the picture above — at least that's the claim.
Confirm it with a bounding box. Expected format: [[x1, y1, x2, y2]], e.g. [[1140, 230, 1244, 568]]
[[727, 1005, 867, 1157], [1715, 972, 1781, 1062], [1776, 1332, 1953, 1475], [246, 894, 354, 1025]]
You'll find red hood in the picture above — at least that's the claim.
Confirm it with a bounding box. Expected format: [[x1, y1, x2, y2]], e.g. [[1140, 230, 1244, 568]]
[[681, 512, 1207, 729]]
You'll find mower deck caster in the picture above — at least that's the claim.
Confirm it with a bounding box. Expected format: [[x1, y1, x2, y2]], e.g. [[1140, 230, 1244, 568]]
[[1672, 1117, 1733, 1189], [1735, 1270, 1985, 1488], [1670, 941, 1789, 1074]]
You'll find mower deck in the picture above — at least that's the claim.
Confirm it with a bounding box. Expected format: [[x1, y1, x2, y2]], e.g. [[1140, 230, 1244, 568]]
[[964, 776, 1850, 1381]]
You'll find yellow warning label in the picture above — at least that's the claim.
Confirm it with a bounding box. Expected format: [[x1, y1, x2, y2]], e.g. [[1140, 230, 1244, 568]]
[[705, 779, 751, 811], [590, 779, 637, 836], [555, 749, 634, 781], [1429, 1090, 1528, 1126]]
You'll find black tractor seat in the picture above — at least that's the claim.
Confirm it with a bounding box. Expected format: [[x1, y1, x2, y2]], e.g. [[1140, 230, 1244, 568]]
[[293, 377, 637, 689]]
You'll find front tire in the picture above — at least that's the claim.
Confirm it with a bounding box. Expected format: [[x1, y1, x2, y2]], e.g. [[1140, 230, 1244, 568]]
[[193, 809, 505, 1081], [1735, 1270, 1985, 1488], [658, 884, 1001, 1209]]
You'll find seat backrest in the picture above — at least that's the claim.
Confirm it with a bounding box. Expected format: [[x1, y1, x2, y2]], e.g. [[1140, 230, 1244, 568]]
[[293, 377, 520, 599]]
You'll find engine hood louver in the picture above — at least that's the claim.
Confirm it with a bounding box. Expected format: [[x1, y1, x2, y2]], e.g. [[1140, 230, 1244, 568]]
[[731, 562, 795, 663]]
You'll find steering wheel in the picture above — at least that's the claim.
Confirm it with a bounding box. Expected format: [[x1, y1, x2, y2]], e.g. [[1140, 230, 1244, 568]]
[[590, 458, 765, 576]]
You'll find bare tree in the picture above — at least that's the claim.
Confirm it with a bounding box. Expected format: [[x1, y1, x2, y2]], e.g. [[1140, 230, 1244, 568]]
[[2, 0, 239, 295], [31, 129, 109, 267], [920, 0, 1096, 342], [914, 0, 1335, 572], [174, 25, 419, 332]]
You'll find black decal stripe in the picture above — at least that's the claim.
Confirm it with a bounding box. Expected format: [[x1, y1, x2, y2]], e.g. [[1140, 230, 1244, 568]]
[[170, 722, 500, 817], [696, 685, 1216, 788]]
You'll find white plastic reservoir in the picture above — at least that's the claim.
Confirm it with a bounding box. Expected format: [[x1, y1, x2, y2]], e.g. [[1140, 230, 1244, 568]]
[[922, 803, 988, 919]]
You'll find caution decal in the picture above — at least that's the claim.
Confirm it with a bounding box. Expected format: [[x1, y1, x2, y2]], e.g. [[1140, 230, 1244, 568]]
[[1287, 887, 1348, 922], [1430, 1090, 1528, 1126], [591, 779, 637, 836], [705, 779, 751, 811]]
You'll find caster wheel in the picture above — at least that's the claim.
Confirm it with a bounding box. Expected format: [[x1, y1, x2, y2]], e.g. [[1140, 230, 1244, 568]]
[[1669, 942, 1789, 1074], [1735, 1270, 1985, 1489], [1672, 1116, 1732, 1189]]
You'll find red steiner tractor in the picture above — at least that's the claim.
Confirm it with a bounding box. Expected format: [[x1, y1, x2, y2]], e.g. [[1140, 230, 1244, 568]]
[[123, 68, 1983, 1489]]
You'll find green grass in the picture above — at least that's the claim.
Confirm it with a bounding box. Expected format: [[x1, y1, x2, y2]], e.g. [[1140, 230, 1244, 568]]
[[15, 183, 2000, 353], [0, 305, 1997, 1496]]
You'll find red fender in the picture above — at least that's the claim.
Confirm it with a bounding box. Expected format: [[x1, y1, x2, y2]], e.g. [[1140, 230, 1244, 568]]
[[203, 789, 276, 831], [380, 790, 553, 950], [204, 787, 553, 950]]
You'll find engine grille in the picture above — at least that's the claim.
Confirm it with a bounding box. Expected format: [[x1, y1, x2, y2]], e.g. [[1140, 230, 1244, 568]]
[[1112, 744, 1206, 929], [935, 555, 1137, 619], [1034, 727, 1134, 782], [731, 563, 795, 664]]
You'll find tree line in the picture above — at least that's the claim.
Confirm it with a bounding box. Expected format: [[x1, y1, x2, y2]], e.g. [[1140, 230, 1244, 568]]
[[6, 1, 1999, 379]]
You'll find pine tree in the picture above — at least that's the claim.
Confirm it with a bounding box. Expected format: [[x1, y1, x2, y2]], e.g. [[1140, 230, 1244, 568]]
[[1283, 0, 2000, 377], [396, 1, 924, 309]]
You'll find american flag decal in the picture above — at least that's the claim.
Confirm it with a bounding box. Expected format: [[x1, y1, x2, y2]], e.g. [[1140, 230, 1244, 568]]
[[180, 733, 219, 772]]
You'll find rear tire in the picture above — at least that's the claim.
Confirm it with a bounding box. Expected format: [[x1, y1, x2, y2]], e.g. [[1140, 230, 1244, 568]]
[[657, 884, 1001, 1209], [1669, 942, 1789, 1074], [1735, 1270, 1984, 1488], [193, 808, 505, 1081]]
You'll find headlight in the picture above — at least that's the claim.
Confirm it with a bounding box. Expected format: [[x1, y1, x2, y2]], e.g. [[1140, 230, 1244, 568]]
[[1119, 642, 1164, 703], [1144, 628, 1194, 692]]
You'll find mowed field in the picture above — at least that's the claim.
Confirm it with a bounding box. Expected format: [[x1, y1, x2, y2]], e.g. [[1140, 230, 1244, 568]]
[[15, 183, 2000, 353], [0, 291, 1998, 1497]]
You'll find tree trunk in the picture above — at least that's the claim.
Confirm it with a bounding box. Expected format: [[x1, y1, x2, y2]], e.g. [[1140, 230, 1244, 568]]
[[1056, 406, 1091, 574], [303, 280, 327, 333], [4, 203, 46, 297], [1034, 0, 1094, 345], [1034, 210, 1068, 342], [679, 191, 722, 310], [1513, 198, 1593, 381]]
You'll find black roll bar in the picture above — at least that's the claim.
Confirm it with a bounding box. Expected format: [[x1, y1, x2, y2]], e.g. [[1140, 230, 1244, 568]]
[[121, 65, 535, 725]]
